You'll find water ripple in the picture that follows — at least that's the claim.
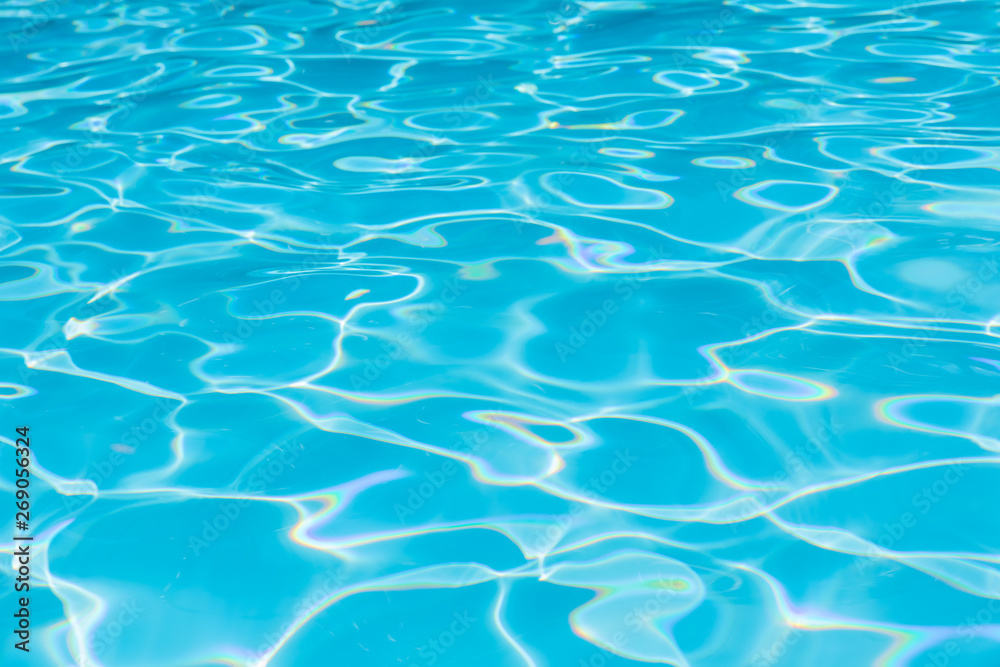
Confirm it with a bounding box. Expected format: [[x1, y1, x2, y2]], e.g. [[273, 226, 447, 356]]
[[2, 0, 1000, 666]]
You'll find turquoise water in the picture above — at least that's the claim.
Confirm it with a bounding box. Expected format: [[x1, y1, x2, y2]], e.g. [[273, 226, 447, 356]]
[[2, 0, 1000, 665]]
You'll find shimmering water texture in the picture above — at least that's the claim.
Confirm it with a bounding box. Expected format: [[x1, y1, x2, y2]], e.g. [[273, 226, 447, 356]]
[[2, 1, 1000, 666]]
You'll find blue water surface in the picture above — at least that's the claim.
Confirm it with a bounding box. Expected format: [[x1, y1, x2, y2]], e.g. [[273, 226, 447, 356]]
[[2, 0, 1000, 665]]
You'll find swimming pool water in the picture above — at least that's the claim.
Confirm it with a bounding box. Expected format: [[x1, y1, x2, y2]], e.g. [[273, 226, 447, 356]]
[[2, 1, 1000, 665]]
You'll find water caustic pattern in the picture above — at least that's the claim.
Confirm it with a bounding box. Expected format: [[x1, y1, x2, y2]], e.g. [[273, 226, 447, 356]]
[[1, 0, 1000, 665]]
